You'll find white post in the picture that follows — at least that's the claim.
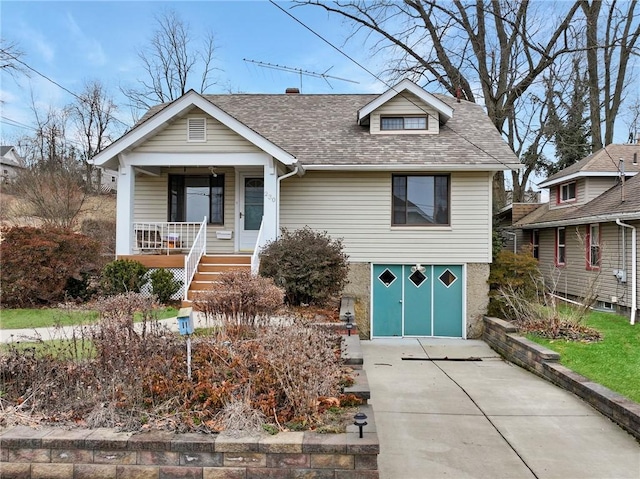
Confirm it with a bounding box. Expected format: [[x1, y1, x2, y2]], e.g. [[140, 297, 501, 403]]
[[186, 336, 192, 380], [115, 160, 135, 256], [262, 159, 278, 243]]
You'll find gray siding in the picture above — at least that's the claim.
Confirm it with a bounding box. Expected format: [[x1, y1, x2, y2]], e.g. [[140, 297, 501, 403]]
[[133, 108, 261, 153], [536, 221, 640, 313], [584, 177, 617, 202], [280, 171, 492, 264]]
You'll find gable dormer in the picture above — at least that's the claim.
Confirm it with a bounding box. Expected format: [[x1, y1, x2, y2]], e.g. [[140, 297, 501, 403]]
[[357, 79, 453, 135]]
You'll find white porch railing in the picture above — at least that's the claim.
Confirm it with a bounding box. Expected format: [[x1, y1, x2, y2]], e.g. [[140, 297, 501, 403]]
[[251, 218, 266, 276], [132, 222, 203, 255], [184, 218, 208, 301]]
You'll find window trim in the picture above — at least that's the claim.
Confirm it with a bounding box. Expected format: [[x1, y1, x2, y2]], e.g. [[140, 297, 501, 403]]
[[586, 223, 601, 270], [391, 174, 450, 226], [381, 115, 428, 131], [168, 174, 225, 225], [555, 226, 566, 266], [558, 181, 576, 204]]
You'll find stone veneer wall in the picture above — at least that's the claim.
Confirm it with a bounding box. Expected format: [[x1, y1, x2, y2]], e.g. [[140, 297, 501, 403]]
[[344, 262, 490, 339], [484, 316, 640, 441]]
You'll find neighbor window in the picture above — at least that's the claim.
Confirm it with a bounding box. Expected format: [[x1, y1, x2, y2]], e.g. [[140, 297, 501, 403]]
[[559, 182, 576, 203], [532, 229, 540, 259], [381, 116, 427, 131], [169, 174, 224, 224], [556, 227, 566, 266], [392, 175, 449, 225], [587, 224, 600, 269]]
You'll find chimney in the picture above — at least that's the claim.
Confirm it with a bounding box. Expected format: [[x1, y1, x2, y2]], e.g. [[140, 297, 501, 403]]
[[285, 88, 300, 94]]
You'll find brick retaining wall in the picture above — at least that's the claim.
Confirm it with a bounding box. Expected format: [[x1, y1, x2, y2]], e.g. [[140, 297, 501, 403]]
[[484, 316, 640, 441]]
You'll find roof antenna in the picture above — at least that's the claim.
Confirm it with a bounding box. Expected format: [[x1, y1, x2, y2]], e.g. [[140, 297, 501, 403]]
[[243, 59, 359, 92]]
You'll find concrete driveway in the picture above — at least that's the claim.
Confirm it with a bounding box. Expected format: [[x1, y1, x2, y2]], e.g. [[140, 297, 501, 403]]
[[362, 338, 640, 479]]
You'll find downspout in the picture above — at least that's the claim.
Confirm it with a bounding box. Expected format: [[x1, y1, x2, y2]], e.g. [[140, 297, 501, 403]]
[[616, 219, 637, 325], [276, 166, 299, 235]]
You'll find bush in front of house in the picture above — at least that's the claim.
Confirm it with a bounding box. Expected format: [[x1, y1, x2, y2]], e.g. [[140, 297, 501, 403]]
[[149, 268, 182, 304], [0, 226, 103, 308], [100, 259, 149, 296], [259, 226, 349, 306], [487, 249, 542, 319]]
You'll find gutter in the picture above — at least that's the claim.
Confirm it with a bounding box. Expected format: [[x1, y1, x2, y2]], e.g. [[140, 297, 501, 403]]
[[616, 219, 637, 326], [518, 211, 640, 230], [276, 165, 301, 234]]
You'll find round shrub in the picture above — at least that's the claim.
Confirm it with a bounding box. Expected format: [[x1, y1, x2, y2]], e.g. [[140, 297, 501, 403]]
[[259, 227, 349, 305], [149, 268, 182, 304], [100, 259, 149, 296]]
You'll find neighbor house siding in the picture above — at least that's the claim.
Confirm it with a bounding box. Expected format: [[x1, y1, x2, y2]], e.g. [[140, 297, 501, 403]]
[[133, 109, 261, 153], [584, 177, 617, 202], [133, 167, 237, 254], [279, 170, 492, 263], [369, 92, 439, 135], [537, 222, 639, 313]]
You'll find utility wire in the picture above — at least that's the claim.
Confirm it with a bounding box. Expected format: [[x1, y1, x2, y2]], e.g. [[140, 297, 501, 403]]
[[268, 0, 520, 173], [2, 52, 130, 129]]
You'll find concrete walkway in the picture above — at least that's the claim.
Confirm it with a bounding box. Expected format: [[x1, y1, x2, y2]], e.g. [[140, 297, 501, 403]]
[[362, 338, 640, 479]]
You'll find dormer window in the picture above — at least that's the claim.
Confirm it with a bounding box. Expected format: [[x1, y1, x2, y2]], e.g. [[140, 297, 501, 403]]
[[381, 116, 427, 131], [187, 118, 206, 142], [559, 182, 576, 203]]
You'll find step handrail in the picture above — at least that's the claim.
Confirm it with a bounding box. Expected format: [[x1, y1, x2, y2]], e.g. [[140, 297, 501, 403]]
[[184, 217, 207, 300], [251, 217, 265, 276]]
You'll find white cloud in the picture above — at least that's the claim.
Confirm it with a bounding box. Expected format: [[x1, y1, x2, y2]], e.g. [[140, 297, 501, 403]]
[[65, 12, 107, 67]]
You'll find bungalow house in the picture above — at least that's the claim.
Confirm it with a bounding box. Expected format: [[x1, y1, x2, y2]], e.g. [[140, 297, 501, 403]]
[[515, 143, 640, 324], [0, 146, 25, 183], [90, 79, 521, 339]]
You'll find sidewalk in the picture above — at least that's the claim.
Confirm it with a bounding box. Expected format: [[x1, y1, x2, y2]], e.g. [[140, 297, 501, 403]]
[[362, 338, 640, 479]]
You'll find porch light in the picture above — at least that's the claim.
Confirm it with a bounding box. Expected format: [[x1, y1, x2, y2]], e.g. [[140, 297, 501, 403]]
[[354, 412, 368, 438]]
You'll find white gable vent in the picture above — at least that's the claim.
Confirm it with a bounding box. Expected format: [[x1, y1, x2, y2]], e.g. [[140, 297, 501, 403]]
[[187, 118, 206, 142]]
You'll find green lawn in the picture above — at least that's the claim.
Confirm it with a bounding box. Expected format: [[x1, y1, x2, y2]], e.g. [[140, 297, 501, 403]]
[[527, 311, 640, 403], [0, 307, 179, 330]]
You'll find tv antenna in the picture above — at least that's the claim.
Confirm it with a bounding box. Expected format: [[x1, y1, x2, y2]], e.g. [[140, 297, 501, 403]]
[[243, 59, 359, 91]]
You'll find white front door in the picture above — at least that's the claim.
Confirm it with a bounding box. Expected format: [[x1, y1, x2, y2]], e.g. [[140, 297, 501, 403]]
[[238, 175, 264, 251]]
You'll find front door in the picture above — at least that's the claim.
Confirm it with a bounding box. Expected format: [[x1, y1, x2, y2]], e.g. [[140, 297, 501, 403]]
[[239, 176, 264, 251]]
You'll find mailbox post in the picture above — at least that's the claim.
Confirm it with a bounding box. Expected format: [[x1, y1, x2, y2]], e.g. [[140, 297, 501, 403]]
[[177, 307, 194, 379]]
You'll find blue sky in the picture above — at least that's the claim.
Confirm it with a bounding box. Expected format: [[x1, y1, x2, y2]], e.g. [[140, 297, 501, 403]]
[[0, 1, 388, 141]]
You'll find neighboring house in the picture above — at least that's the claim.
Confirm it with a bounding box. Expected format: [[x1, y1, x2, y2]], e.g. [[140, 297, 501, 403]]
[[0, 146, 25, 183], [90, 79, 521, 339], [516, 143, 640, 323], [494, 190, 542, 253]]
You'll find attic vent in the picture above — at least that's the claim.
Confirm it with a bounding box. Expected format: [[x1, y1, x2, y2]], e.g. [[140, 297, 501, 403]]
[[187, 118, 206, 142]]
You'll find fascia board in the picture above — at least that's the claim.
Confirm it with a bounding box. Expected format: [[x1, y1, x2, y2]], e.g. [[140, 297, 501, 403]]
[[303, 163, 518, 172], [357, 79, 454, 124], [538, 171, 637, 188], [519, 211, 640, 229]]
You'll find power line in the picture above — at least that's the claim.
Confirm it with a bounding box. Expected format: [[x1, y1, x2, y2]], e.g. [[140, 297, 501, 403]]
[[2, 52, 130, 129], [268, 0, 520, 173]]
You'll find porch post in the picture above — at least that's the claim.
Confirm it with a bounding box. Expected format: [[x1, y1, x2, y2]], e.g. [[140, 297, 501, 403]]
[[115, 160, 135, 256], [262, 158, 278, 243]]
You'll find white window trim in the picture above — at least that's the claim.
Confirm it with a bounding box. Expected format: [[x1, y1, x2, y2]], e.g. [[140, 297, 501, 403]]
[[381, 115, 428, 131], [559, 182, 576, 203], [588, 223, 600, 269], [187, 117, 207, 142], [556, 227, 566, 266]]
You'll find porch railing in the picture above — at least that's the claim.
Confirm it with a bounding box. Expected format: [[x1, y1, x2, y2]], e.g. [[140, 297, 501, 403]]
[[184, 217, 208, 301], [251, 218, 266, 276], [132, 222, 203, 255]]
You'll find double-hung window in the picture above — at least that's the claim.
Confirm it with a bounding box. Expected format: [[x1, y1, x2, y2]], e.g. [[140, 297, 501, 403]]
[[169, 175, 224, 224], [392, 175, 449, 225], [559, 182, 576, 203], [587, 224, 600, 269], [532, 229, 540, 259], [556, 227, 566, 266]]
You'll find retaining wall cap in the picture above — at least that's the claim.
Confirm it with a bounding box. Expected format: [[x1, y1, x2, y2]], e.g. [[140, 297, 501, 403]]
[[484, 316, 518, 332], [507, 334, 561, 360]]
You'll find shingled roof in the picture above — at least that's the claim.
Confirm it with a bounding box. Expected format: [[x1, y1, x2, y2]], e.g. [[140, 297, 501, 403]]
[[517, 172, 640, 228], [539, 144, 640, 187], [133, 91, 520, 170]]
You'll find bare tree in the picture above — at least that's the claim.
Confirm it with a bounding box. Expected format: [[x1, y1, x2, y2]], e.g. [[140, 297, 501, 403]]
[[296, 1, 582, 204], [70, 80, 119, 192], [121, 10, 218, 118], [0, 38, 28, 79]]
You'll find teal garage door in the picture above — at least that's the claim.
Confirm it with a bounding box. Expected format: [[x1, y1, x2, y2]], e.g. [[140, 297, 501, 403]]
[[372, 264, 463, 338]]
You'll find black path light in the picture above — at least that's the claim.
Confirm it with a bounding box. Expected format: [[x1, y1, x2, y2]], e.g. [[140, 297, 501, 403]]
[[354, 412, 368, 438], [344, 311, 353, 336]]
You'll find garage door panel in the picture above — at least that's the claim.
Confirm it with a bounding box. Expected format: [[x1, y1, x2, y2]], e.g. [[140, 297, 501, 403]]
[[433, 265, 463, 337], [372, 265, 403, 336], [404, 266, 432, 336]]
